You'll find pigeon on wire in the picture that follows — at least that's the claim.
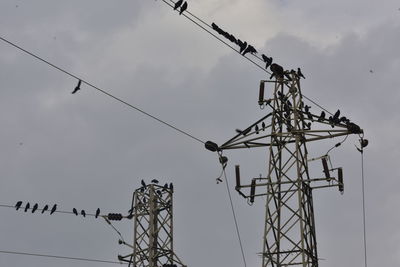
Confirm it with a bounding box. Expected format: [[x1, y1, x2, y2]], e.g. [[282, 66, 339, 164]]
[[73, 208, 78, 216], [24, 202, 30, 212], [32, 203, 38, 213], [174, 0, 183, 10], [297, 68, 305, 79], [81, 210, 86, 217], [95, 208, 100, 218], [242, 45, 257, 56], [42, 204, 48, 213], [50, 204, 57, 215], [71, 80, 81, 94], [179, 1, 188, 15], [318, 111, 326, 122], [262, 55, 273, 69], [15, 201, 22, 210]]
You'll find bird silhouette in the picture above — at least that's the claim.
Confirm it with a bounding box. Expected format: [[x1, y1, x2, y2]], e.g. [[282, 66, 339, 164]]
[[179, 1, 187, 15], [174, 0, 183, 10], [151, 179, 159, 184], [50, 204, 57, 215], [169, 183, 174, 191], [333, 109, 340, 122], [42, 204, 48, 213], [71, 80, 81, 94], [262, 122, 266, 130], [81, 210, 86, 217], [270, 63, 284, 79], [73, 208, 78, 216], [32, 203, 38, 213], [141, 179, 146, 188], [304, 105, 310, 113], [239, 41, 247, 54], [95, 208, 100, 218], [297, 68, 305, 79], [24, 203, 30, 212], [15, 201, 23, 210], [163, 183, 168, 190], [156, 190, 162, 196], [255, 125, 259, 134], [263, 55, 273, 69], [242, 45, 257, 56], [318, 111, 326, 122]]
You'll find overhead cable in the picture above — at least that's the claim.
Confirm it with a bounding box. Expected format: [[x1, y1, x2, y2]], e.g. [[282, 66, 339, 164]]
[[0, 35, 205, 145], [0, 249, 126, 265]]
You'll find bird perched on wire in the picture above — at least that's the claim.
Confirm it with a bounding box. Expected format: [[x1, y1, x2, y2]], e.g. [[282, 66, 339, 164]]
[[42, 204, 48, 213], [297, 68, 305, 79], [24, 202, 30, 212], [81, 210, 86, 217], [262, 54, 273, 69], [32, 203, 38, 213], [317, 111, 326, 122], [238, 40, 247, 54], [242, 45, 257, 56], [174, 0, 183, 10], [50, 204, 57, 215], [179, 1, 188, 15], [71, 80, 81, 94], [73, 208, 78, 216], [15, 201, 22, 211], [270, 63, 285, 79], [95, 208, 100, 218]]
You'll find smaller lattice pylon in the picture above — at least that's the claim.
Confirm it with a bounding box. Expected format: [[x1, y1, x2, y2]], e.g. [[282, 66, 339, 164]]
[[118, 182, 186, 267]]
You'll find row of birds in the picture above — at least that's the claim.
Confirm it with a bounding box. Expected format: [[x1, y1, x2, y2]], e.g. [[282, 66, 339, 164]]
[[14, 201, 101, 218], [140, 179, 174, 191], [210, 22, 306, 80]]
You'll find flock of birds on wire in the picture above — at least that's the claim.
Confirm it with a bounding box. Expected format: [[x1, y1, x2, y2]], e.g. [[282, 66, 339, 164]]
[[14, 201, 102, 218]]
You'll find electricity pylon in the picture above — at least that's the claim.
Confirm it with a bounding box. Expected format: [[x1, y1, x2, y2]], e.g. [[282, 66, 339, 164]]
[[118, 183, 186, 267], [206, 70, 363, 266]]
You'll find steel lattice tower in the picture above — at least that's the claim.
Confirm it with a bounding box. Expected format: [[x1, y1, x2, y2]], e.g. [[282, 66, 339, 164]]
[[118, 183, 186, 267], [207, 71, 363, 266]]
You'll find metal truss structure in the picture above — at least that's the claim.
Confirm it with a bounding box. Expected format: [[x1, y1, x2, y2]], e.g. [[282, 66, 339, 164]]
[[118, 183, 186, 267], [212, 72, 363, 266]]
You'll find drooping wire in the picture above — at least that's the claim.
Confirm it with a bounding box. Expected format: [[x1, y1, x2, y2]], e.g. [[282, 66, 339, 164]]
[[0, 203, 98, 217], [0, 249, 126, 265], [219, 155, 247, 267], [104, 217, 126, 243], [0, 35, 205, 145], [360, 144, 368, 267]]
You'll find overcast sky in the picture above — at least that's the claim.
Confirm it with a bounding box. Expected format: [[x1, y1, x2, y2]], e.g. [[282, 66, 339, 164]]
[[0, 0, 399, 266]]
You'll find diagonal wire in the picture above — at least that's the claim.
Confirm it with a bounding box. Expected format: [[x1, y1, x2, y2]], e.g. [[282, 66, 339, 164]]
[[221, 165, 247, 267], [0, 249, 126, 265], [360, 147, 368, 267], [0, 35, 205, 145]]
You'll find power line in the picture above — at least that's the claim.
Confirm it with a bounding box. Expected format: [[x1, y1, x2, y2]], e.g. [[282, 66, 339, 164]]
[[161, 0, 334, 115], [360, 148, 368, 267], [221, 163, 247, 267], [0, 249, 126, 265], [0, 35, 205, 145], [0, 204, 99, 217]]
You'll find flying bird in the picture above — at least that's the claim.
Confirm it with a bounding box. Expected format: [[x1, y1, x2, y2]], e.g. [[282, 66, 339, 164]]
[[32, 203, 38, 213], [297, 68, 305, 79], [24, 202, 30, 212], [50, 204, 57, 215], [95, 208, 100, 218], [151, 179, 159, 184], [73, 208, 78, 216], [42, 204, 48, 213], [15, 201, 23, 210], [174, 0, 183, 10], [71, 80, 81, 94], [179, 1, 188, 15], [81, 210, 86, 217]]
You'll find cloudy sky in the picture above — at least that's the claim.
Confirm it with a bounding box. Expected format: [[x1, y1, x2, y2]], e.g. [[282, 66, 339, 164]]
[[0, 0, 399, 266]]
